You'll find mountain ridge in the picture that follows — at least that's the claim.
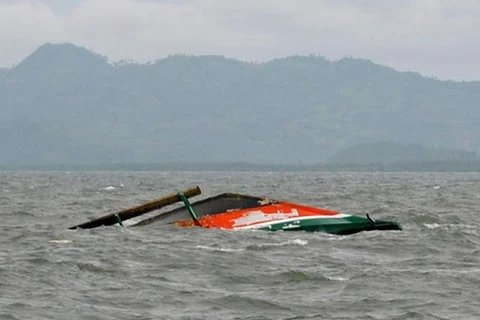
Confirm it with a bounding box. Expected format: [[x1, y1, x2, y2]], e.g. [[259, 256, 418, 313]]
[[2, 43, 480, 166]]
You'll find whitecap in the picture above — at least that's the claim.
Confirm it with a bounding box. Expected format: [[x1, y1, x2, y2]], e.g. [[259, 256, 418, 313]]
[[424, 223, 442, 229], [103, 186, 116, 190], [326, 275, 349, 281], [285, 239, 308, 246], [248, 239, 309, 250], [195, 245, 244, 252], [268, 239, 308, 247], [49, 240, 72, 244]]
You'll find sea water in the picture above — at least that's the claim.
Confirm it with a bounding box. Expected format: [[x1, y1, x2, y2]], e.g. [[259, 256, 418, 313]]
[[1, 171, 479, 319]]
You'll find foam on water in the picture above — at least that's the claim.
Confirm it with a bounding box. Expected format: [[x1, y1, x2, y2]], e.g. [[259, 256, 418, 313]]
[[424, 223, 443, 229], [49, 240, 72, 244], [325, 275, 350, 281], [195, 245, 245, 252]]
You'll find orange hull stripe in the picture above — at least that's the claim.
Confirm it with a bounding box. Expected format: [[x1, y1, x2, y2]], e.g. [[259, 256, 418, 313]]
[[175, 202, 341, 229]]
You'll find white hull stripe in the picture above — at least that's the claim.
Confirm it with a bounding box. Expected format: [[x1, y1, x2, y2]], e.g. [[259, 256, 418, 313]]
[[233, 213, 351, 230]]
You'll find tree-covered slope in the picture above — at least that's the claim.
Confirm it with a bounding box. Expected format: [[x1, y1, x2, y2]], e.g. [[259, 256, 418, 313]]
[[1, 43, 480, 165], [327, 141, 478, 165]]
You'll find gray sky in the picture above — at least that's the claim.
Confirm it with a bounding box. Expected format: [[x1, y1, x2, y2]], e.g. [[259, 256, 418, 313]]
[[1, 0, 479, 80]]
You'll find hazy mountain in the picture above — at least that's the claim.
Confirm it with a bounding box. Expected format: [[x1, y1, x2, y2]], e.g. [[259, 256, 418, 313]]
[[1, 43, 480, 166], [327, 141, 478, 165]]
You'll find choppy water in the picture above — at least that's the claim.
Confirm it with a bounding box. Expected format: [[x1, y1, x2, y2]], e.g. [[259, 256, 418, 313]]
[[1, 171, 479, 320]]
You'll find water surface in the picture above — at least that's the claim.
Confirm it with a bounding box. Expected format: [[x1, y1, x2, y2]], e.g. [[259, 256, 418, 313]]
[[1, 171, 479, 319]]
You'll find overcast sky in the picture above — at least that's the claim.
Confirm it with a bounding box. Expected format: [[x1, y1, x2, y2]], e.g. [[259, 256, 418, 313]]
[[1, 0, 479, 81]]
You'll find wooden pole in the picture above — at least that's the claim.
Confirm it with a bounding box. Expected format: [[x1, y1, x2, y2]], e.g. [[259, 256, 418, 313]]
[[69, 186, 201, 229]]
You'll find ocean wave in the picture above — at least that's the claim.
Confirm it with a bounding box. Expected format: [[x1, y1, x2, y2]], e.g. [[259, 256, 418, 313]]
[[194, 245, 244, 252], [246, 239, 308, 251]]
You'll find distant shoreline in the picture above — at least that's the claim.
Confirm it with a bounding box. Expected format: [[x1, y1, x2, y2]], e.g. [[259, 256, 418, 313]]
[[2, 161, 480, 172]]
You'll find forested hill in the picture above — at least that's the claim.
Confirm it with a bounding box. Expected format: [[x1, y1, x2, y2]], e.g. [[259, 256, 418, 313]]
[[1, 43, 480, 166], [327, 142, 478, 164]]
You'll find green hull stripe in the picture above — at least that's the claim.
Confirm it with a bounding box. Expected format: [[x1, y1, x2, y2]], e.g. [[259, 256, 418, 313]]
[[252, 216, 401, 235]]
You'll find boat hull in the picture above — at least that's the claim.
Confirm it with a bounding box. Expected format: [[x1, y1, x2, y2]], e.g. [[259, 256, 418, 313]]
[[139, 195, 402, 235], [72, 188, 402, 235], [254, 215, 402, 234]]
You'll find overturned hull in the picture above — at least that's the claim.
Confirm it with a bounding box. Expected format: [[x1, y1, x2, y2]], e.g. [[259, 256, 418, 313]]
[[133, 193, 401, 235]]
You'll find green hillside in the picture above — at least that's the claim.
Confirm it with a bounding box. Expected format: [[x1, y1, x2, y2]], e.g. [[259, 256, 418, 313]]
[[327, 141, 478, 164], [1, 43, 480, 166]]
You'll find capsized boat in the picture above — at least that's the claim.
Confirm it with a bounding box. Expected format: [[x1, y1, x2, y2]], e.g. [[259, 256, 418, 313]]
[[70, 186, 402, 235]]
